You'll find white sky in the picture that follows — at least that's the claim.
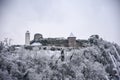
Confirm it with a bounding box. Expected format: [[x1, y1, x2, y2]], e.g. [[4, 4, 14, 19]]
[[0, 0, 120, 45]]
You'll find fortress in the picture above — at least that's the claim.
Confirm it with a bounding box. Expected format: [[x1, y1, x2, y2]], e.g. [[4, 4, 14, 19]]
[[25, 31, 88, 48]]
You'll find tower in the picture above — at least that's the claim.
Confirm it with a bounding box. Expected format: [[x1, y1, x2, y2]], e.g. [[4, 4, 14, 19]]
[[25, 31, 30, 45], [34, 33, 43, 42], [68, 33, 76, 47]]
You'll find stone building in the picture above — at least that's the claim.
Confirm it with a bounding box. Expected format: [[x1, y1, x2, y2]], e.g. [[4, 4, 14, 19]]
[[68, 33, 76, 47], [34, 33, 43, 42], [25, 31, 88, 48]]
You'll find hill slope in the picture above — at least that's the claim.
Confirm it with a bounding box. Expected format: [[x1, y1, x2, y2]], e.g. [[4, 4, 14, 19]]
[[0, 35, 120, 80]]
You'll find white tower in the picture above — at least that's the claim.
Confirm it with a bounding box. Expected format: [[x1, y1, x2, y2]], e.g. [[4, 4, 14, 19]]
[[25, 31, 30, 45]]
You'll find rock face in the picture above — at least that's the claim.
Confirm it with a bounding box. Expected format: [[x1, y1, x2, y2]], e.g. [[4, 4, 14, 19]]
[[1, 35, 120, 80]]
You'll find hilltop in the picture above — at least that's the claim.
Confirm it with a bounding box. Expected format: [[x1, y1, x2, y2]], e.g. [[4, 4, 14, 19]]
[[0, 35, 120, 80]]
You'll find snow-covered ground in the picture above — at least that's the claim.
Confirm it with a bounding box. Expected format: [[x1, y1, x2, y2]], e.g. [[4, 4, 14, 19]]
[[0, 36, 120, 80]]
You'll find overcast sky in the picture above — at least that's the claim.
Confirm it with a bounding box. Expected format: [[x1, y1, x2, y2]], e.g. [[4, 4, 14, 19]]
[[0, 0, 120, 45]]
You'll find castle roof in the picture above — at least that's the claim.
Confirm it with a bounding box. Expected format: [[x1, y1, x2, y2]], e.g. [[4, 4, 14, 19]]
[[69, 33, 75, 37]]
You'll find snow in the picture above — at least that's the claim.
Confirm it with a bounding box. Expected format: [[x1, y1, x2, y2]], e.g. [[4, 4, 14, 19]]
[[31, 42, 42, 46], [108, 52, 117, 68], [113, 45, 120, 61], [105, 75, 109, 80], [0, 35, 120, 80]]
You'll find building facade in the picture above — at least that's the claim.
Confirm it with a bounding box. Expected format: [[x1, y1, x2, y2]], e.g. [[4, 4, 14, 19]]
[[25, 31, 30, 45], [25, 31, 88, 48], [68, 33, 76, 47]]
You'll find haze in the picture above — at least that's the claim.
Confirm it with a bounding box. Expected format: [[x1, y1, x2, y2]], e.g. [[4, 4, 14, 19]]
[[0, 0, 120, 45]]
